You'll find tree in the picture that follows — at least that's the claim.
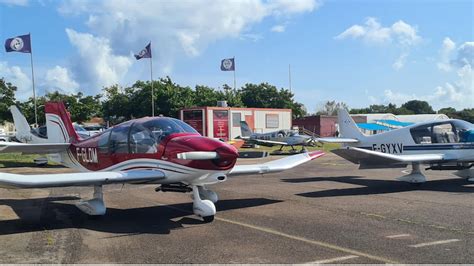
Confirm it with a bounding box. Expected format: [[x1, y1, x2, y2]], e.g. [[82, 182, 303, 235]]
[[0, 78, 17, 123], [401, 100, 434, 114], [240, 83, 306, 118], [316, 101, 348, 116]]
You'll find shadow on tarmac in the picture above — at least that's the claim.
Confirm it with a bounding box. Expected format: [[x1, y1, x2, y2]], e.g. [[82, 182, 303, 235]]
[[0, 197, 281, 236], [281, 175, 474, 198]]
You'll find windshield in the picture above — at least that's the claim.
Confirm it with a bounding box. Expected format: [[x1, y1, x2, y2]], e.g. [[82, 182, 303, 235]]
[[142, 118, 198, 143]]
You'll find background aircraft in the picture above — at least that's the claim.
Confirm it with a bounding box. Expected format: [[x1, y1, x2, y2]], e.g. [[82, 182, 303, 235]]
[[0, 102, 324, 222], [239, 121, 316, 153], [318, 109, 474, 183]]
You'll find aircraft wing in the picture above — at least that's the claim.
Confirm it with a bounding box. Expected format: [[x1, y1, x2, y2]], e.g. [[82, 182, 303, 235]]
[[316, 137, 359, 143], [250, 139, 288, 145], [0, 169, 166, 189], [333, 147, 448, 168], [229, 150, 324, 176], [0, 142, 70, 154]]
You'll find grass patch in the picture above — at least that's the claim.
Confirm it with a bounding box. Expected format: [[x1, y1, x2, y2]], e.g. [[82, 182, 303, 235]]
[[0, 153, 50, 167]]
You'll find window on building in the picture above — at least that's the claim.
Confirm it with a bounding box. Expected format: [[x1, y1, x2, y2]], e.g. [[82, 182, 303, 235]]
[[232, 113, 241, 127], [266, 114, 279, 128]]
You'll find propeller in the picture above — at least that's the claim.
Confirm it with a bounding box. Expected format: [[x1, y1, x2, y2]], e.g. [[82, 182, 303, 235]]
[[176, 151, 219, 160]]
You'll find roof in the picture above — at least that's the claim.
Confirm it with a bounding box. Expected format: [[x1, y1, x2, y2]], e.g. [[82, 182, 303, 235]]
[[397, 114, 449, 122], [376, 119, 413, 127], [357, 123, 390, 131]]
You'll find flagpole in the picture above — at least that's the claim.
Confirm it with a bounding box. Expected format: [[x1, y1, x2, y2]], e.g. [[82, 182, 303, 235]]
[[150, 42, 154, 117], [233, 56, 236, 90], [29, 32, 38, 127], [288, 64, 292, 92]]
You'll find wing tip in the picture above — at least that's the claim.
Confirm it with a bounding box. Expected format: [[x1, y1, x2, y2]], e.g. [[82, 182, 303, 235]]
[[308, 150, 325, 160]]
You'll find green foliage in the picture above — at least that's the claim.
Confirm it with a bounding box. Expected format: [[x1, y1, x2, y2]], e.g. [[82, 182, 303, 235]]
[[317, 101, 348, 116], [0, 78, 17, 123], [401, 100, 435, 114], [240, 82, 306, 118]]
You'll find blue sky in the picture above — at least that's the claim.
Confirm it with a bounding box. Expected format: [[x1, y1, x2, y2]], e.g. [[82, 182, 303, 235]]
[[1, 0, 472, 112]]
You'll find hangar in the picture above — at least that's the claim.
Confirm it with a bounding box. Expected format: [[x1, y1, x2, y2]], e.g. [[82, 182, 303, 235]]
[[180, 102, 292, 141]]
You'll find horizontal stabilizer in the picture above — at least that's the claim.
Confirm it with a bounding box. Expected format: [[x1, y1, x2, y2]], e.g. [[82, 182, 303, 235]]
[[0, 169, 166, 189], [0, 142, 70, 154], [229, 150, 324, 176]]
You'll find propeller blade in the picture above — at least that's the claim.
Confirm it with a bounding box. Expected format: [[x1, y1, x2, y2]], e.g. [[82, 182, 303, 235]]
[[176, 151, 219, 160]]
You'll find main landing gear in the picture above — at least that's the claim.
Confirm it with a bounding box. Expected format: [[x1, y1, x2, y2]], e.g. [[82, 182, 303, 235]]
[[76, 185, 106, 216], [156, 183, 219, 223], [397, 163, 426, 185]]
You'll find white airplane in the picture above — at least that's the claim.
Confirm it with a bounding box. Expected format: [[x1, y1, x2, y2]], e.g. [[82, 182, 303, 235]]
[[318, 109, 474, 183], [0, 102, 324, 222]]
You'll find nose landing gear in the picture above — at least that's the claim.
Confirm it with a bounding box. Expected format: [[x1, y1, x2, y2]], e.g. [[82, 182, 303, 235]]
[[192, 185, 217, 223]]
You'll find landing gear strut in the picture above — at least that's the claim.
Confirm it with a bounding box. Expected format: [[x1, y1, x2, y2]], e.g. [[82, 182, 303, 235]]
[[397, 163, 427, 184], [192, 185, 216, 223], [76, 185, 106, 216]]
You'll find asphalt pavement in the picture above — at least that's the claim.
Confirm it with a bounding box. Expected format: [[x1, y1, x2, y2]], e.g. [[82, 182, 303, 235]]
[[0, 153, 472, 263]]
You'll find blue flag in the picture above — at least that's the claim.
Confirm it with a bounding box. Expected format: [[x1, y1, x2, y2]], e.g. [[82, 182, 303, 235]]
[[5, 34, 31, 53], [220, 58, 235, 71], [134, 43, 152, 60]]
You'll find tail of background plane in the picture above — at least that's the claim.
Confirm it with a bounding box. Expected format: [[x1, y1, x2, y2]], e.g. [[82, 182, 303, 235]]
[[337, 108, 367, 141], [45, 102, 79, 143], [240, 121, 253, 137], [9, 105, 33, 142]]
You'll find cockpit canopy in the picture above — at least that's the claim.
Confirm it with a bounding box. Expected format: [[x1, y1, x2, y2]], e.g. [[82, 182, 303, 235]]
[[98, 117, 199, 154], [410, 120, 474, 144]]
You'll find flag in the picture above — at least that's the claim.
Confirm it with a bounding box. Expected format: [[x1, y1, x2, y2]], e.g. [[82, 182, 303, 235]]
[[220, 58, 235, 71], [4, 34, 31, 53], [134, 43, 152, 60]]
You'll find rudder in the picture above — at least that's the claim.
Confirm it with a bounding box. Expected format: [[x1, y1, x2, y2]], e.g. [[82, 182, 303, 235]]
[[337, 108, 366, 140], [45, 102, 79, 143]]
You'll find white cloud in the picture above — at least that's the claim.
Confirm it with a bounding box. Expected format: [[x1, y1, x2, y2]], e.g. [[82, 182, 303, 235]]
[[437, 37, 456, 71], [58, 0, 319, 67], [271, 25, 286, 33], [43, 66, 79, 93], [65, 28, 133, 93], [0, 61, 33, 100], [453, 42, 474, 68], [335, 17, 421, 46], [0, 0, 28, 6], [392, 52, 408, 70], [336, 17, 421, 70]]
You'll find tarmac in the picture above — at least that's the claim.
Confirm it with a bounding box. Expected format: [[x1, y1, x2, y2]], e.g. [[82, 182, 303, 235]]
[[0, 153, 473, 263]]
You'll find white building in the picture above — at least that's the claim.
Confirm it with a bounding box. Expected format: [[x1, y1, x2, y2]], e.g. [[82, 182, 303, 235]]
[[180, 106, 292, 140]]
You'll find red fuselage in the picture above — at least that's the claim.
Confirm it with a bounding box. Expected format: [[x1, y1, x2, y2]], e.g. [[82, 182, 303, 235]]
[[67, 117, 239, 172]]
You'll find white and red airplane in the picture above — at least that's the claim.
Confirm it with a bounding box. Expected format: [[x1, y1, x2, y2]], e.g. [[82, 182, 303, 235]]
[[0, 102, 324, 222]]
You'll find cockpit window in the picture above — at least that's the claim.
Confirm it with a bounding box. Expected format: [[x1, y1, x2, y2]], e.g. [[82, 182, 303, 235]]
[[411, 120, 474, 144], [109, 124, 130, 154], [410, 125, 432, 144], [129, 123, 157, 154], [142, 118, 198, 143]]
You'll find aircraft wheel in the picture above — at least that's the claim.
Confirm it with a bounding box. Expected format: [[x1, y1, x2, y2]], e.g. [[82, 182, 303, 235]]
[[202, 215, 215, 223]]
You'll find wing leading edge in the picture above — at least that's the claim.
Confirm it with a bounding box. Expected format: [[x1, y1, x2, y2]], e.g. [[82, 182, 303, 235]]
[[229, 150, 324, 176], [333, 147, 448, 168], [0, 169, 166, 189]]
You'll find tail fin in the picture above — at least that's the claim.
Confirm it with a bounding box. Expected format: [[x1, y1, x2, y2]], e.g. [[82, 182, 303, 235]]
[[337, 108, 366, 140], [240, 121, 253, 137], [45, 102, 79, 143], [9, 105, 33, 142]]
